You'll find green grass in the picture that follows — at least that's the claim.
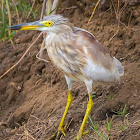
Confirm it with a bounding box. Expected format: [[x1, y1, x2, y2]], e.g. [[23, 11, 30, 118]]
[[88, 115, 112, 140], [87, 104, 130, 139], [105, 114, 113, 134], [17, 0, 37, 20], [0, 9, 7, 40], [106, 95, 112, 101], [0, 0, 39, 41], [0, 0, 6, 40], [116, 124, 128, 132], [113, 104, 127, 117]]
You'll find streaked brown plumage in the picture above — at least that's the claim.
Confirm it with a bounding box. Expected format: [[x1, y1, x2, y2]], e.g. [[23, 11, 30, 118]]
[[9, 15, 124, 140]]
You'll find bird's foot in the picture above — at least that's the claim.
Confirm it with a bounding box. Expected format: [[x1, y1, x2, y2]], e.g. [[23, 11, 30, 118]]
[[73, 130, 89, 140], [48, 118, 72, 140], [47, 127, 66, 140], [50, 131, 64, 140]]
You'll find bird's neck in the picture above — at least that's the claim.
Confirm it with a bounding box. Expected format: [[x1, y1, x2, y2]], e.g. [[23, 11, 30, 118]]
[[45, 26, 75, 65], [45, 26, 75, 48]]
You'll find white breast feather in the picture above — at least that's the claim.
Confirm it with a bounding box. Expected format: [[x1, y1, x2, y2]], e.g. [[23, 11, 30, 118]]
[[83, 58, 120, 82]]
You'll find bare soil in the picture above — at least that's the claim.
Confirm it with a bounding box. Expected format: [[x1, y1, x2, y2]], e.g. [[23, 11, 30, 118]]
[[0, 0, 140, 140]]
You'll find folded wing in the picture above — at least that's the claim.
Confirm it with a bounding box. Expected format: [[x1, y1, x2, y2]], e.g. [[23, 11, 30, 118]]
[[73, 27, 124, 82]]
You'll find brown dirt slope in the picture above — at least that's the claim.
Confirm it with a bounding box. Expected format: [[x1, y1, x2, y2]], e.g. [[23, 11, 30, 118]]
[[0, 0, 140, 140]]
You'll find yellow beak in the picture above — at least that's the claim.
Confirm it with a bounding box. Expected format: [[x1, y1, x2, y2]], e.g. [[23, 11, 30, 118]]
[[9, 21, 44, 30]]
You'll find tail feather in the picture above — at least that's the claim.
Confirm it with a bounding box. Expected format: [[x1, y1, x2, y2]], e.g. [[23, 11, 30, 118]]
[[113, 57, 124, 76]]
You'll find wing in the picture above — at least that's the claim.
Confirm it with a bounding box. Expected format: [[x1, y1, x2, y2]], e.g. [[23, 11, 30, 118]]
[[72, 27, 123, 82], [73, 27, 113, 70]]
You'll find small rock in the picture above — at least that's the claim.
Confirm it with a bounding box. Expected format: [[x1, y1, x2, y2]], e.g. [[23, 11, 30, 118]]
[[9, 82, 22, 92], [137, 109, 140, 114], [15, 38, 20, 44], [5, 128, 11, 133], [130, 105, 135, 110]]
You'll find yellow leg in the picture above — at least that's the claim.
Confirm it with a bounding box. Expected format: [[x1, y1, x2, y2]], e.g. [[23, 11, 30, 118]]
[[75, 93, 93, 140], [56, 90, 73, 138]]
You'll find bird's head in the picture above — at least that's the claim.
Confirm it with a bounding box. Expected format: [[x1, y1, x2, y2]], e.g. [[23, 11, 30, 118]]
[[9, 15, 72, 33]]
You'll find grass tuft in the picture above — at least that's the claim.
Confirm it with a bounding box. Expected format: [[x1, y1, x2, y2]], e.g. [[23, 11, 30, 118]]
[[88, 115, 112, 140], [113, 104, 127, 117]]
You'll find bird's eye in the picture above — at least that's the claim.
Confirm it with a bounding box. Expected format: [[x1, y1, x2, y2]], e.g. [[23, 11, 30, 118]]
[[47, 21, 53, 26], [40, 20, 53, 27]]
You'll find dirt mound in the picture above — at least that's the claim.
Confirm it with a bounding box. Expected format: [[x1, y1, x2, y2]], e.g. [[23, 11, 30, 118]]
[[0, 0, 140, 140]]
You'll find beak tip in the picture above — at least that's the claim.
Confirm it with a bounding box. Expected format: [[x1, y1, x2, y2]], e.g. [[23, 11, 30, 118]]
[[8, 25, 22, 30]]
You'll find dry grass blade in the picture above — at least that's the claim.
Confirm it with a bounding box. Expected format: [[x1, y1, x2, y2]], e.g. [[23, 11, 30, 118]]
[[5, 0, 11, 28], [51, 0, 59, 15], [0, 32, 43, 79], [111, 0, 118, 19], [24, 124, 29, 140], [109, 0, 129, 41], [26, 0, 36, 20], [36, 39, 50, 63], [88, 0, 101, 25], [11, 0, 20, 24], [5, 0, 15, 48], [117, 0, 120, 17], [40, 0, 46, 19], [46, 0, 52, 15], [133, 120, 140, 127]]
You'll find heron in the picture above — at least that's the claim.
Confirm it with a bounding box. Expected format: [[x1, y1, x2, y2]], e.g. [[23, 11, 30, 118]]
[[9, 15, 124, 140]]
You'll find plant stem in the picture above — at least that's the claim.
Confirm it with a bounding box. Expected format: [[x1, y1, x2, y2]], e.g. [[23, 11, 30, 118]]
[[1, 0, 4, 22], [88, 0, 101, 25], [12, 0, 20, 24], [40, 0, 46, 19], [26, 0, 36, 20], [51, 0, 59, 15], [5, 0, 11, 27], [6, 0, 15, 49], [46, 0, 52, 15]]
